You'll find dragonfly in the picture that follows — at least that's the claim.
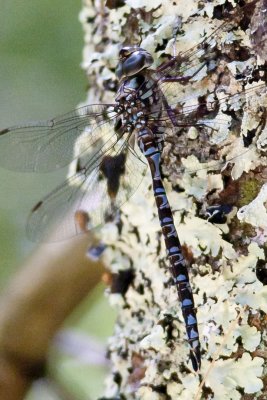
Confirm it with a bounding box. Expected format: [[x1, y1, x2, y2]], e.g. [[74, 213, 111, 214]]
[[0, 0, 266, 371]]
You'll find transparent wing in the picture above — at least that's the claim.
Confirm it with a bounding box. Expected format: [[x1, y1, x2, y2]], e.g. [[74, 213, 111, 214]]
[[26, 137, 147, 242], [145, 83, 267, 175], [139, 1, 258, 102], [155, 1, 257, 79], [0, 104, 119, 172]]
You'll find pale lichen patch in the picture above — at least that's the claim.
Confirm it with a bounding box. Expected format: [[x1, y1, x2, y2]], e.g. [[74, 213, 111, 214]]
[[139, 325, 166, 352], [176, 216, 237, 259], [166, 374, 200, 398], [237, 183, 267, 228], [206, 353, 264, 398]]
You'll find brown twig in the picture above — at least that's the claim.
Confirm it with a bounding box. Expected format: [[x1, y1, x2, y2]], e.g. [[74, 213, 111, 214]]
[[0, 234, 105, 400]]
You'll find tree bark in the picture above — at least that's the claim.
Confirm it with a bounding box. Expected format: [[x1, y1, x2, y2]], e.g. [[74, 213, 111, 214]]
[[81, 1, 267, 399]]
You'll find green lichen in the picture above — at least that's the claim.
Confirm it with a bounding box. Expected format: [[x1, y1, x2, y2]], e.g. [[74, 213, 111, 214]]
[[238, 179, 263, 208]]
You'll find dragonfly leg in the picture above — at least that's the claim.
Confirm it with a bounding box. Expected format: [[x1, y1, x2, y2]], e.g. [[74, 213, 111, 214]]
[[159, 62, 207, 127], [137, 127, 201, 371], [162, 95, 179, 127], [159, 62, 206, 84]]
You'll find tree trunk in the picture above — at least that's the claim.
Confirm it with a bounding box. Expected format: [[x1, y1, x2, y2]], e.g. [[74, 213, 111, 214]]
[[80, 1, 267, 399]]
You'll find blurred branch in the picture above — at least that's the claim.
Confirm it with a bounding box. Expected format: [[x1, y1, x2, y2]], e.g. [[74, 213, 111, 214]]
[[0, 234, 105, 400]]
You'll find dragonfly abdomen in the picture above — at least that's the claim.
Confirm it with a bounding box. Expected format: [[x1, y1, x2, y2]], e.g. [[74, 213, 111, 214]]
[[137, 126, 201, 371]]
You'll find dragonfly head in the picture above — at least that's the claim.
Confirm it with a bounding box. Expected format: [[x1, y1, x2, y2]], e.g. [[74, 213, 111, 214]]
[[116, 46, 154, 80]]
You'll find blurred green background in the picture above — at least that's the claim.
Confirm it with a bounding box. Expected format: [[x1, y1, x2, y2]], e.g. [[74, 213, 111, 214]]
[[0, 0, 86, 278], [0, 1, 115, 399]]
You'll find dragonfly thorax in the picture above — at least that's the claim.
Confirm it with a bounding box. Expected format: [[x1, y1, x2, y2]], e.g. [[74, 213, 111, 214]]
[[114, 99, 147, 136], [114, 69, 163, 142]]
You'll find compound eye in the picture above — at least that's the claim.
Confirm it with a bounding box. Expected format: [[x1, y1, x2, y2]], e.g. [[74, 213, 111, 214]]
[[116, 47, 153, 79], [119, 47, 134, 59]]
